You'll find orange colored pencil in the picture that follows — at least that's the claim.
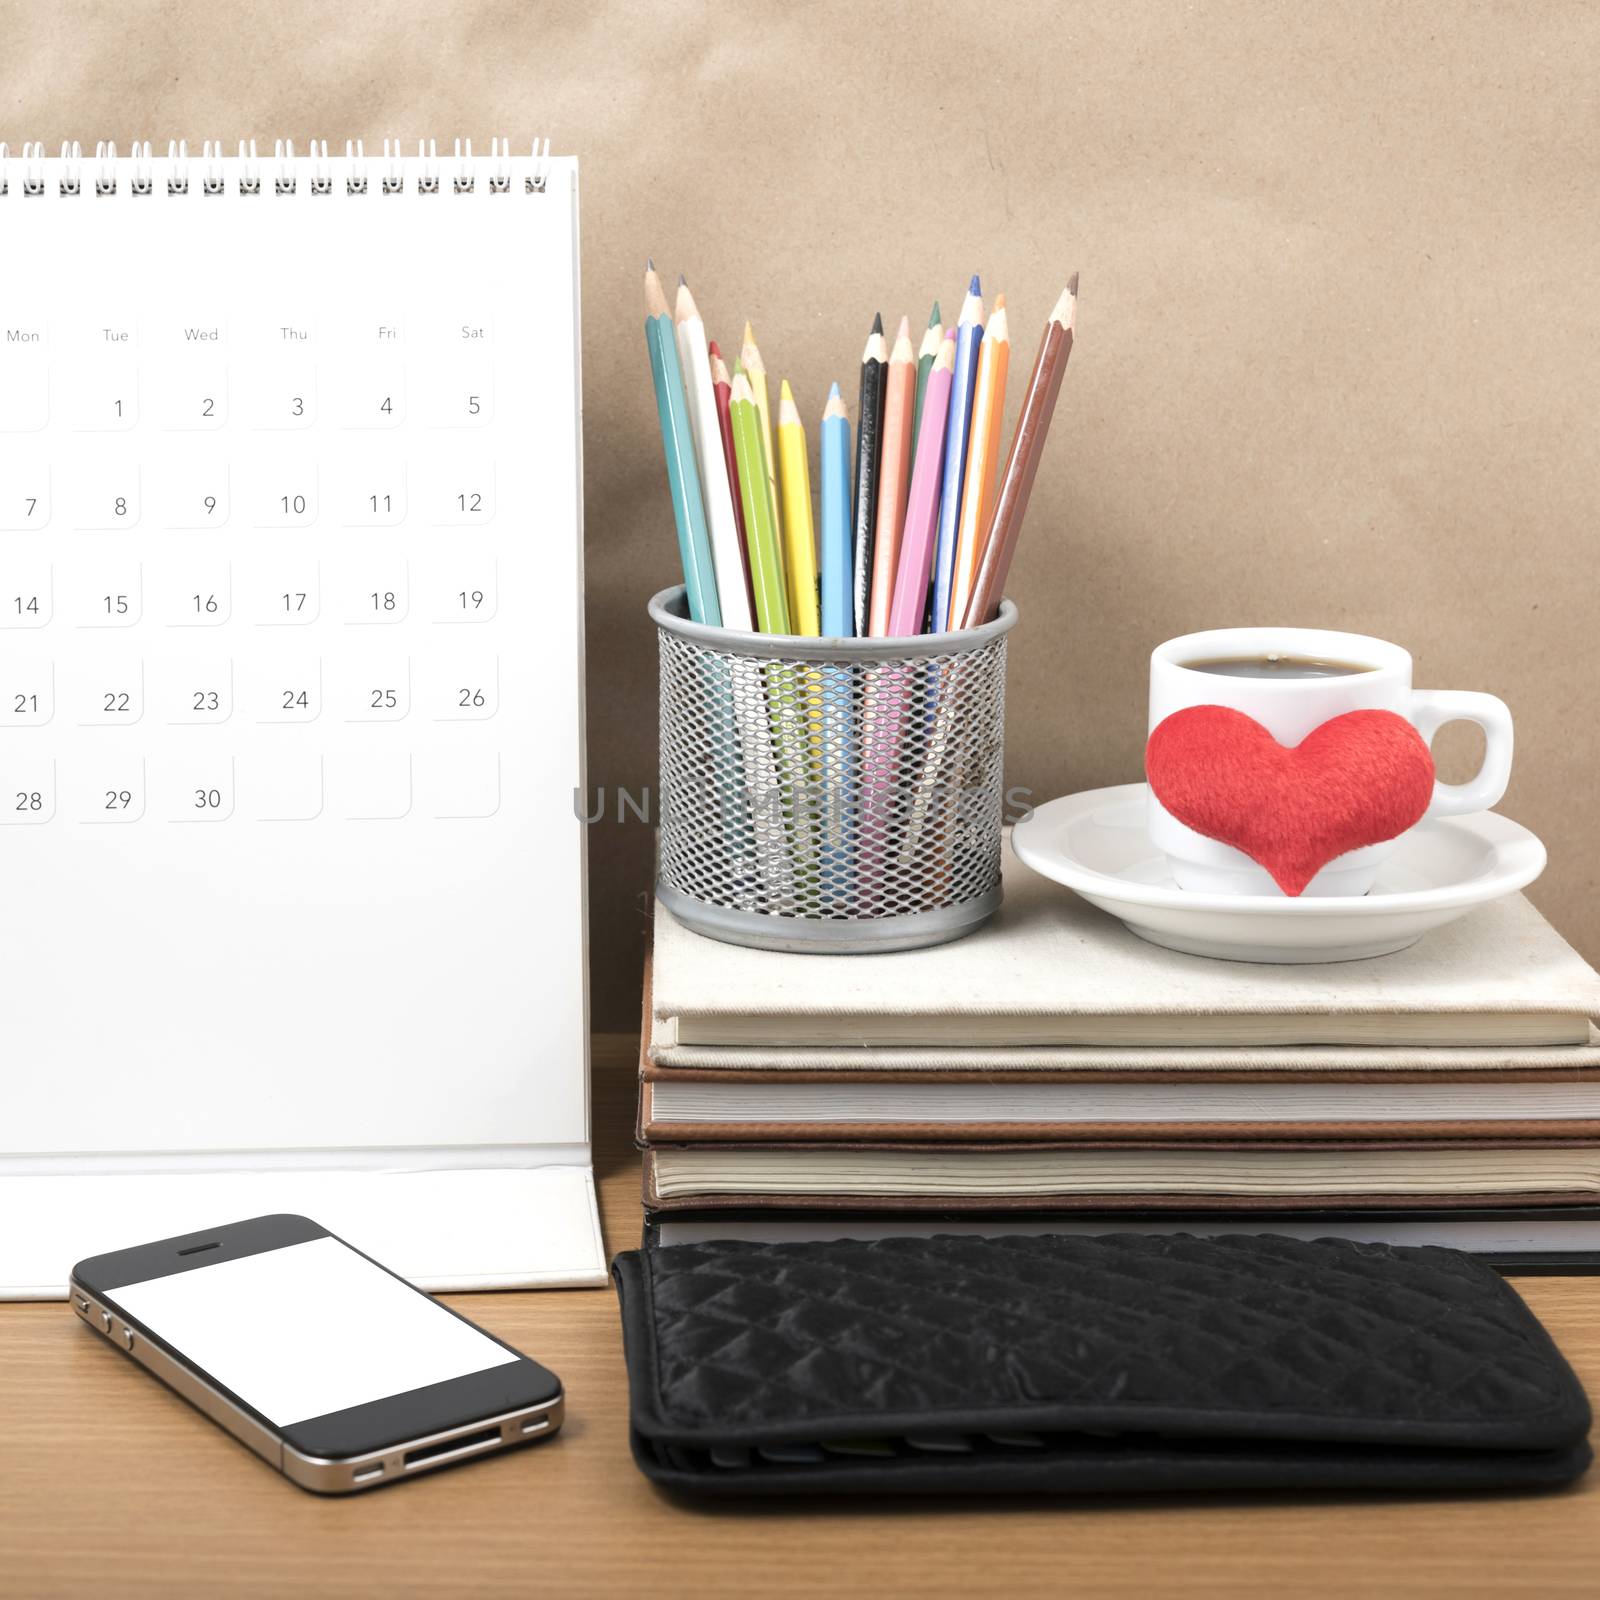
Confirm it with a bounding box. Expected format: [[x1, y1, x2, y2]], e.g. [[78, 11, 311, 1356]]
[[948, 295, 1010, 629], [867, 316, 915, 637]]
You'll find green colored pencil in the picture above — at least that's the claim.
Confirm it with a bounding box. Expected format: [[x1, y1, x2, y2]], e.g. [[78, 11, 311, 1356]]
[[730, 369, 790, 633], [911, 299, 943, 447]]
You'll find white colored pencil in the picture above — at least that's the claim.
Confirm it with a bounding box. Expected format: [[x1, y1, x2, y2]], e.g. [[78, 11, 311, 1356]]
[[675, 279, 753, 630]]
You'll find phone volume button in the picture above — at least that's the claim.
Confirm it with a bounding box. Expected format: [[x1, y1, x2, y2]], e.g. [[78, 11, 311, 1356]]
[[122, 1325, 136, 1351], [101, 1310, 113, 1333]]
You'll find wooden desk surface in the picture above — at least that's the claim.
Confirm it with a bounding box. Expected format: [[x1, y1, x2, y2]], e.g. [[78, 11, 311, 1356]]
[[3, 1034, 1597, 1599]]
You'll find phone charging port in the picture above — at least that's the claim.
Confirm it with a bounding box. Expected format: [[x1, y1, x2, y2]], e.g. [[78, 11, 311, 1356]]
[[403, 1425, 501, 1469]]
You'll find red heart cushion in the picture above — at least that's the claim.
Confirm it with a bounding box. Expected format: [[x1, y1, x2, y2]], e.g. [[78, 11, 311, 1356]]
[[1145, 706, 1436, 895]]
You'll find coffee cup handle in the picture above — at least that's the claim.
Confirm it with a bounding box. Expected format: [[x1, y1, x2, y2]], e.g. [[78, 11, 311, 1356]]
[[1410, 690, 1514, 817]]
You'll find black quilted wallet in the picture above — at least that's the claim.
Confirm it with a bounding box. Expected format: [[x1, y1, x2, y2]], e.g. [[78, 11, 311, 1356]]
[[613, 1233, 1592, 1497]]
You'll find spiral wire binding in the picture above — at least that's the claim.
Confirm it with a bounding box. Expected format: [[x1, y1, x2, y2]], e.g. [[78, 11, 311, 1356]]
[[58, 141, 82, 195], [0, 138, 555, 199], [528, 136, 552, 193], [416, 137, 439, 194], [489, 137, 512, 194], [381, 137, 405, 195], [202, 140, 226, 195]]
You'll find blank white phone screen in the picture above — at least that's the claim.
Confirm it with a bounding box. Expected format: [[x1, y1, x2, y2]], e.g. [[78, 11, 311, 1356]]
[[110, 1235, 520, 1427]]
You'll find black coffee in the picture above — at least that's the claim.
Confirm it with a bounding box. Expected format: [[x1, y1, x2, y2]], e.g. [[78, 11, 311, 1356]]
[[1181, 653, 1375, 680]]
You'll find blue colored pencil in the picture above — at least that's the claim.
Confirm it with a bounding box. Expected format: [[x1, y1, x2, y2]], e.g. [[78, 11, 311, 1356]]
[[816, 382, 855, 902], [819, 383, 853, 637], [929, 274, 984, 633], [644, 262, 720, 624]]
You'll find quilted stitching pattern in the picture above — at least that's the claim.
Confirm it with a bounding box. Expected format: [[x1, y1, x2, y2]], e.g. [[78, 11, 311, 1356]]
[[638, 1234, 1581, 1436]]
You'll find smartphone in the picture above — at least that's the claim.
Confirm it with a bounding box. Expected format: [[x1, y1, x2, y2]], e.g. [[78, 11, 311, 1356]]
[[70, 1213, 564, 1493]]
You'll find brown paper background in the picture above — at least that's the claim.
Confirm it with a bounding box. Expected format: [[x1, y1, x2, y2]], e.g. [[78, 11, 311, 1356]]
[[5, 0, 1598, 1028]]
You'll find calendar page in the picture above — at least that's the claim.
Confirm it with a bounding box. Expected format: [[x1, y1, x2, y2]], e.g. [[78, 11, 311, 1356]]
[[0, 144, 596, 1291]]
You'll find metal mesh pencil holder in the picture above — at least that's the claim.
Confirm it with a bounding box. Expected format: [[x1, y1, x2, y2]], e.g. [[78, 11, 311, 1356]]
[[651, 586, 1018, 953]]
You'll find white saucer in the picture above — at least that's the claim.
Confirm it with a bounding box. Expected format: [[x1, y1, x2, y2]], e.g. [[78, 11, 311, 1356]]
[[1010, 784, 1547, 964]]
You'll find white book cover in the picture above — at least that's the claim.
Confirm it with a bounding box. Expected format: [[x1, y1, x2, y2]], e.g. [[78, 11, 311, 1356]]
[[651, 836, 1600, 1053]]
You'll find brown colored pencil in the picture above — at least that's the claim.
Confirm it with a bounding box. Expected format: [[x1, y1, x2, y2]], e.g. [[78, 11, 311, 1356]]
[[959, 276, 1078, 628]]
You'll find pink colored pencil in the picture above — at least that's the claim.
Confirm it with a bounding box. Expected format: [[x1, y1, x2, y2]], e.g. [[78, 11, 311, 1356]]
[[886, 331, 957, 636]]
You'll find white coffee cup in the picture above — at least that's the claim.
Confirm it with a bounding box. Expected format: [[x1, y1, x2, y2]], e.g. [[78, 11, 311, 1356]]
[[1147, 626, 1514, 897]]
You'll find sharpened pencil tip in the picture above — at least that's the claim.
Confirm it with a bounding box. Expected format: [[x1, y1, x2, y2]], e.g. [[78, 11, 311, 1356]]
[[929, 301, 942, 327], [677, 272, 687, 287], [995, 293, 1006, 310], [1069, 271, 1080, 295], [870, 311, 883, 334], [743, 320, 755, 344], [829, 381, 841, 398], [779, 378, 794, 402], [969, 273, 981, 295], [646, 257, 654, 271], [643, 269, 672, 320], [708, 339, 721, 359], [896, 314, 911, 340]]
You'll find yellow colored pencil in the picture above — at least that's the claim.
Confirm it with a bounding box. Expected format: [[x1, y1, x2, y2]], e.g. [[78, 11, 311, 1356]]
[[949, 294, 1011, 630], [776, 379, 820, 635], [740, 321, 784, 562]]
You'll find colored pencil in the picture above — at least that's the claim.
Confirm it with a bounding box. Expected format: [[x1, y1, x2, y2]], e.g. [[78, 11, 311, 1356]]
[[863, 324, 950, 906], [867, 316, 916, 637], [819, 383, 852, 637], [729, 370, 790, 634], [948, 294, 1010, 630], [776, 379, 820, 635], [850, 313, 888, 636], [911, 300, 942, 446], [930, 275, 985, 633], [644, 263, 720, 625], [675, 280, 753, 631], [709, 341, 757, 622], [961, 275, 1079, 628], [819, 382, 857, 902], [740, 321, 784, 560], [886, 331, 957, 636]]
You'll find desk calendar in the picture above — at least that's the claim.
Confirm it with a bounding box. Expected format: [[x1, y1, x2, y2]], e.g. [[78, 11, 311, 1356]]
[[0, 140, 603, 1296]]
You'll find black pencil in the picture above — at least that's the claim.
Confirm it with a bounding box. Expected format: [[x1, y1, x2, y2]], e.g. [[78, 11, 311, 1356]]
[[851, 313, 888, 636]]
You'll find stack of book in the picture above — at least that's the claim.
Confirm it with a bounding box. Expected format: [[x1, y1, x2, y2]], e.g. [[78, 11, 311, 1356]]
[[638, 843, 1600, 1264]]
